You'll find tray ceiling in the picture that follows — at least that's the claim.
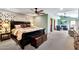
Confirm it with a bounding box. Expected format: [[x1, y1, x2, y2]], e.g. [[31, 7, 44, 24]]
[[0, 8, 78, 17]]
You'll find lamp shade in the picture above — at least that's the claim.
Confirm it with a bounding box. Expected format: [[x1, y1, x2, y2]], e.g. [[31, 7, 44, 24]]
[[2, 23, 9, 28]]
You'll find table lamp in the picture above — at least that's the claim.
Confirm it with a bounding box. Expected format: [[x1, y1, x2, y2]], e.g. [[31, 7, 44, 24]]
[[2, 22, 9, 33]]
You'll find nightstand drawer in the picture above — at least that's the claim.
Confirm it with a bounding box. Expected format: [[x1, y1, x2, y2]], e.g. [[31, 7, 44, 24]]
[[0, 33, 10, 41], [2, 34, 10, 39]]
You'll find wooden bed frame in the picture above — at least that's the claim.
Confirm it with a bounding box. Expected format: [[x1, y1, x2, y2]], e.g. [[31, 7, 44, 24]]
[[11, 21, 31, 29], [10, 21, 45, 49]]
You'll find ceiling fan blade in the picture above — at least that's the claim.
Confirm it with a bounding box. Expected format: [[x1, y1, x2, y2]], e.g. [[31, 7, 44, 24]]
[[34, 8, 43, 14], [38, 10, 43, 13], [35, 11, 45, 15], [29, 8, 46, 16], [40, 13, 46, 14]]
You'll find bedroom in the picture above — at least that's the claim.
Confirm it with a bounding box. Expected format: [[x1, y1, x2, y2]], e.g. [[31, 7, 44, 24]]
[[0, 8, 48, 50], [0, 8, 78, 50]]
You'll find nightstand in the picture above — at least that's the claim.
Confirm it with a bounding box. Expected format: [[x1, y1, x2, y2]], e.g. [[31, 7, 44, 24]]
[[0, 33, 11, 41]]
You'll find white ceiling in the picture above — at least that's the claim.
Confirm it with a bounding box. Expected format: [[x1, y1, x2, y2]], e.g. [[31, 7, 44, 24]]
[[0, 8, 78, 18]]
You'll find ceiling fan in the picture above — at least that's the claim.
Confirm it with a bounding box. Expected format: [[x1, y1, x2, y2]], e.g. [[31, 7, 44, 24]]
[[30, 8, 45, 16]]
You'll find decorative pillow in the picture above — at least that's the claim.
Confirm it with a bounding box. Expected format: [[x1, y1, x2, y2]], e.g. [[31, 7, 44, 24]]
[[15, 25, 21, 28], [21, 24, 26, 28], [26, 24, 30, 27]]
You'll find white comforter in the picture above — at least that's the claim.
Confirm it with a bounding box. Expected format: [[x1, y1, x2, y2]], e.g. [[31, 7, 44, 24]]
[[12, 27, 44, 40]]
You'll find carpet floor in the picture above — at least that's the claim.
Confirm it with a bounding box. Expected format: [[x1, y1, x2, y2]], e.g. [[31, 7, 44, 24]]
[[0, 31, 74, 50]]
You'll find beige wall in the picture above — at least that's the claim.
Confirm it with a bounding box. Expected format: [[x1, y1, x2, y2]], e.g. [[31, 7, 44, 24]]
[[0, 10, 48, 32], [33, 14, 48, 33]]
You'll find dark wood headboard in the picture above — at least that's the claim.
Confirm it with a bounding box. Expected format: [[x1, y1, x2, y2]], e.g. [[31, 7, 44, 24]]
[[11, 21, 31, 29]]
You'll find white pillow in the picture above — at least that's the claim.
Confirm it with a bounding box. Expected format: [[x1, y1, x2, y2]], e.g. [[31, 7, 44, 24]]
[[15, 25, 21, 28]]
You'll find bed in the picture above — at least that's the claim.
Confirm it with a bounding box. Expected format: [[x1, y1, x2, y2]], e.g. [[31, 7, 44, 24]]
[[11, 21, 46, 49]]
